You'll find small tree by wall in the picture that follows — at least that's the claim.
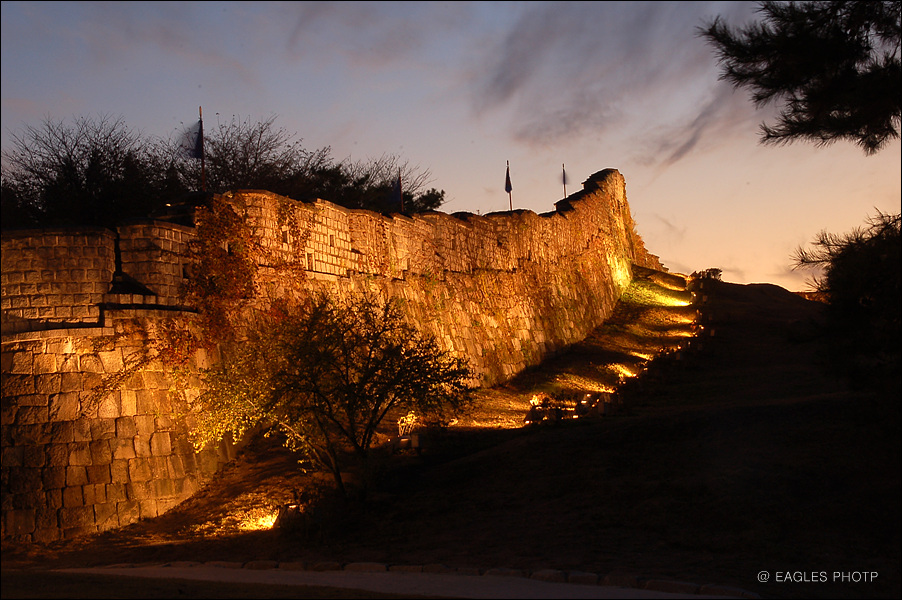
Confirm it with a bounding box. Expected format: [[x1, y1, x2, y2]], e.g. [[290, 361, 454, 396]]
[[190, 293, 475, 497]]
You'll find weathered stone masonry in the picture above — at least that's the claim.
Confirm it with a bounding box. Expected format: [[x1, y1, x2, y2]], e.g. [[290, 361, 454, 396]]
[[1, 168, 662, 543]]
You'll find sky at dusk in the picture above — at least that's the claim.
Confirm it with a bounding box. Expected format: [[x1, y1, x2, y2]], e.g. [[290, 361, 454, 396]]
[[2, 1, 900, 291]]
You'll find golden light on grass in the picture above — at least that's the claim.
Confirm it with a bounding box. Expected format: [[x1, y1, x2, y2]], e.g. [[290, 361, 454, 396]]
[[553, 373, 616, 392], [182, 495, 284, 536], [660, 294, 692, 307], [610, 362, 640, 379], [622, 280, 692, 307], [235, 507, 279, 531]]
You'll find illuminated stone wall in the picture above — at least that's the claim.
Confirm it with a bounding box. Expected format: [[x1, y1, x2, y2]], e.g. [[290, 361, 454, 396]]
[[1, 168, 661, 542], [0, 322, 232, 543]]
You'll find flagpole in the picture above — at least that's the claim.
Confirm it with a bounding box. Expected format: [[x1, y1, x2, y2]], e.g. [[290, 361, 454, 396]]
[[199, 106, 206, 193], [562, 163, 567, 199], [399, 167, 403, 213], [506, 160, 512, 211]]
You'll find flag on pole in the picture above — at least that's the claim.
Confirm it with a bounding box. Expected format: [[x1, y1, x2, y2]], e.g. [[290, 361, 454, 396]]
[[504, 161, 512, 210], [182, 116, 204, 160], [180, 107, 206, 192], [562, 164, 567, 198], [391, 168, 403, 212]]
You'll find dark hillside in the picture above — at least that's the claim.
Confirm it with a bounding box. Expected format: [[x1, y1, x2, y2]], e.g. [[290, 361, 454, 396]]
[[3, 271, 899, 599]]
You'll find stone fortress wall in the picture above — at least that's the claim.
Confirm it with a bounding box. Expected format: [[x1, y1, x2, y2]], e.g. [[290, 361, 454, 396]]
[[1, 168, 662, 543]]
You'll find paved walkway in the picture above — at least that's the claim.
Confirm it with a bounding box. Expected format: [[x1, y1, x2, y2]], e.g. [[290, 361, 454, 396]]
[[56, 560, 760, 599]]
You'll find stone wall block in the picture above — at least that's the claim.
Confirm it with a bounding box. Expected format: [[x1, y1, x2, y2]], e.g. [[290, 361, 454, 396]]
[[154, 414, 173, 431], [196, 449, 222, 476], [86, 464, 112, 487], [44, 488, 63, 511], [15, 423, 49, 446], [44, 443, 68, 467], [0, 403, 17, 428], [7, 350, 34, 374], [65, 465, 88, 488], [128, 457, 153, 482], [156, 495, 181, 515], [152, 478, 176, 498], [32, 526, 61, 543], [22, 444, 46, 468], [4, 509, 36, 536], [166, 454, 187, 479], [115, 417, 137, 438], [35, 374, 61, 395], [120, 389, 137, 415], [82, 373, 103, 395], [49, 421, 75, 445], [126, 480, 152, 500], [138, 499, 159, 520], [134, 435, 152, 457], [57, 354, 79, 374], [105, 482, 127, 503], [134, 414, 155, 437], [97, 395, 120, 419], [116, 500, 140, 525], [48, 392, 79, 422], [148, 455, 169, 479], [88, 439, 112, 465], [97, 350, 124, 373], [82, 483, 107, 505], [109, 458, 129, 483], [34, 505, 59, 531], [110, 439, 136, 461], [1, 445, 25, 468], [58, 372, 82, 393], [124, 371, 145, 390], [150, 432, 171, 456], [93, 502, 119, 531], [89, 418, 116, 441], [79, 354, 103, 373], [58, 505, 93, 529], [10, 489, 42, 512], [142, 370, 168, 390], [2, 374, 35, 396], [61, 484, 84, 507], [42, 466, 67, 490], [179, 450, 198, 473], [134, 390, 156, 415], [72, 419, 92, 442], [177, 475, 202, 497], [67, 442, 91, 466]]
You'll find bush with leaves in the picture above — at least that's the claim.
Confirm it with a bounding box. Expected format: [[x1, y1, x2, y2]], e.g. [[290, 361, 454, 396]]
[[192, 293, 474, 497]]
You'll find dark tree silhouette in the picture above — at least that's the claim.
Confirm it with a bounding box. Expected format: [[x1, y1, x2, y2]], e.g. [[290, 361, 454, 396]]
[[2, 113, 448, 231], [1, 115, 181, 229], [794, 211, 900, 355], [700, 1, 901, 154], [181, 115, 445, 215]]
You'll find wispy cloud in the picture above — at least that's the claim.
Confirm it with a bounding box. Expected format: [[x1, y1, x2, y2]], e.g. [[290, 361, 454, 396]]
[[469, 1, 761, 161], [285, 2, 473, 69]]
